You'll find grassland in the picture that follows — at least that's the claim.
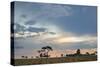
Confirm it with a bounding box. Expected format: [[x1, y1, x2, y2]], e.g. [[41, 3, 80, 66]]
[[13, 55, 97, 66]]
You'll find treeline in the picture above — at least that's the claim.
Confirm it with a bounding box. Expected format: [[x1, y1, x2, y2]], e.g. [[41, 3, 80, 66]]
[[21, 46, 97, 59], [65, 49, 97, 57]]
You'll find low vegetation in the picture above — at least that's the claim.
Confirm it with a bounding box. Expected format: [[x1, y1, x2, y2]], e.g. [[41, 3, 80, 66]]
[[14, 47, 97, 66], [14, 55, 97, 66]]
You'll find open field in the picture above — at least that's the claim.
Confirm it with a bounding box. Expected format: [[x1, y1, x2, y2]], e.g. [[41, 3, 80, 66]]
[[13, 55, 97, 66]]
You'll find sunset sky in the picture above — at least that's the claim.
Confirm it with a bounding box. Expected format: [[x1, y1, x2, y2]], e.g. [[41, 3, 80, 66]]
[[13, 2, 97, 58]]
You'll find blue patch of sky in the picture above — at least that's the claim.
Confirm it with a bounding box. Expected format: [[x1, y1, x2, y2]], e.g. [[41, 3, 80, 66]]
[[52, 6, 97, 35]]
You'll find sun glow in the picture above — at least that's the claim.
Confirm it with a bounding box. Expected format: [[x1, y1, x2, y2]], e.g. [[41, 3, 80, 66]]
[[55, 37, 83, 43], [53, 35, 97, 44]]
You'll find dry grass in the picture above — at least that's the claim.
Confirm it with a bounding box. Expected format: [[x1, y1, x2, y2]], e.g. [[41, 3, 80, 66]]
[[13, 55, 97, 66]]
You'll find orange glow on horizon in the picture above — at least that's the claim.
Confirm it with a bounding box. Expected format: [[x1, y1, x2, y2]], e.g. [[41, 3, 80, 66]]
[[52, 35, 97, 44], [55, 37, 83, 43]]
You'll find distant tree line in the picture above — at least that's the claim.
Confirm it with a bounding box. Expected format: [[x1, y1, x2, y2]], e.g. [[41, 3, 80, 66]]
[[21, 47, 97, 59], [65, 49, 97, 57]]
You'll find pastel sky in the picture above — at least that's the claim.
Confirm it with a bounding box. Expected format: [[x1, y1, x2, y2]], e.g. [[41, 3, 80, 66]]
[[13, 2, 97, 58]]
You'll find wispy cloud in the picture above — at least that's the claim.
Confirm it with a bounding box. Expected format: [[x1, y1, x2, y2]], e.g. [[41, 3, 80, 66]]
[[35, 4, 72, 19]]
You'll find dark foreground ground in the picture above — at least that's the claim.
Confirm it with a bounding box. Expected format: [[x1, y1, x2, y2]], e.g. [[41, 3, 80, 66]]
[[13, 55, 97, 66]]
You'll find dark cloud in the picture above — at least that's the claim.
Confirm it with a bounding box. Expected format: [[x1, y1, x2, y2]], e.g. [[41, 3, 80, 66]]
[[25, 20, 36, 25], [20, 14, 27, 19], [27, 27, 46, 32], [48, 32, 56, 35], [14, 23, 46, 33]]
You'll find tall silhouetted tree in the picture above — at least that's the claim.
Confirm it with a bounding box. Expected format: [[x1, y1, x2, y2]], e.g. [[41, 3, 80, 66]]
[[37, 46, 53, 58], [42, 46, 53, 57]]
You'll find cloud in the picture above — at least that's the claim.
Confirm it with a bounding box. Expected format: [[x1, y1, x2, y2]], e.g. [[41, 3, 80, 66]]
[[32, 4, 72, 20], [51, 35, 97, 46], [41, 4, 72, 16], [20, 14, 27, 19], [14, 2, 73, 34], [27, 27, 46, 32], [14, 23, 25, 33], [25, 20, 36, 25]]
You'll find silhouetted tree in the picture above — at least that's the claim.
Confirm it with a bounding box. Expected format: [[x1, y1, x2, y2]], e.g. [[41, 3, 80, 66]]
[[76, 49, 81, 55], [61, 54, 63, 57], [86, 52, 90, 55], [37, 46, 53, 58], [42, 46, 53, 57], [21, 56, 24, 59], [91, 51, 97, 55], [37, 49, 44, 58]]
